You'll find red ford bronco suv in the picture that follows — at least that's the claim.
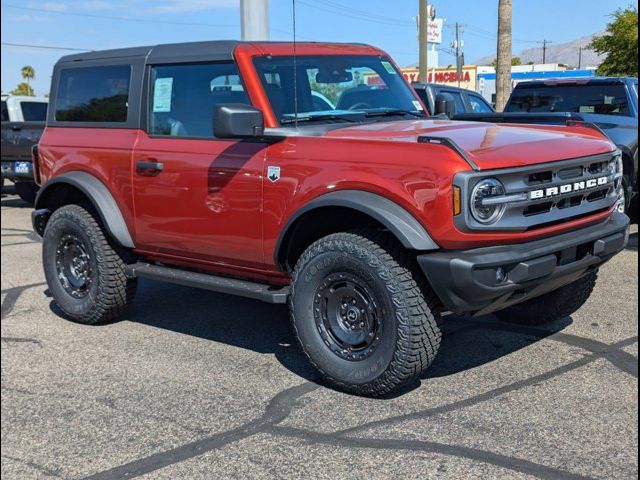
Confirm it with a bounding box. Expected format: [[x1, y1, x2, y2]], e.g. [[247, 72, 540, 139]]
[[32, 41, 629, 396]]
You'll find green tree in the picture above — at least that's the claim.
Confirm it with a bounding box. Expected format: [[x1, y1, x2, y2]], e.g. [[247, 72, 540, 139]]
[[20, 65, 35, 86], [10, 82, 34, 96], [589, 6, 638, 76], [491, 56, 522, 68]]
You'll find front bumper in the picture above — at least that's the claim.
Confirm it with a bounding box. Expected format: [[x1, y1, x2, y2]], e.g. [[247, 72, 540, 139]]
[[1, 160, 34, 182], [418, 212, 630, 316]]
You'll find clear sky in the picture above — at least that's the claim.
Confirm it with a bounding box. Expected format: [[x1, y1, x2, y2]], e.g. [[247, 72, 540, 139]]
[[1, 0, 635, 96]]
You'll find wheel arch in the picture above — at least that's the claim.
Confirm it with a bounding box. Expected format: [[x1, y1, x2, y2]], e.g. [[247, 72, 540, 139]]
[[275, 190, 439, 270], [34, 171, 135, 248]]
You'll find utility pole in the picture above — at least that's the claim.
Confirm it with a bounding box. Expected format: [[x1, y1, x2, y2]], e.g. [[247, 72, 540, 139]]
[[455, 22, 461, 86], [418, 0, 429, 83], [578, 46, 582, 69], [240, 0, 269, 41], [495, 0, 512, 112], [541, 39, 552, 64]]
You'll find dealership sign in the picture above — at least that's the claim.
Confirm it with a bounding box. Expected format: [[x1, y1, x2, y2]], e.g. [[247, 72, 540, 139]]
[[427, 18, 444, 44], [366, 66, 477, 89], [402, 69, 472, 84]]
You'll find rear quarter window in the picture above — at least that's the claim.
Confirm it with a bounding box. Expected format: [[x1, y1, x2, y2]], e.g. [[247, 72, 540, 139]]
[[1, 101, 8, 122], [55, 65, 131, 122], [21, 101, 48, 121], [507, 84, 631, 116]]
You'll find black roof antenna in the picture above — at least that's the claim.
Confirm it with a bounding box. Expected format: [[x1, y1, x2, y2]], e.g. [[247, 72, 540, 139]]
[[293, 0, 299, 129]]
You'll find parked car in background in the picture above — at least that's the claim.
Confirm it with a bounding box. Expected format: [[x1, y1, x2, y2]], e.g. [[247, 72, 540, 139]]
[[412, 82, 495, 117], [452, 78, 638, 219], [1, 95, 48, 203], [506, 78, 638, 216], [32, 41, 629, 397]]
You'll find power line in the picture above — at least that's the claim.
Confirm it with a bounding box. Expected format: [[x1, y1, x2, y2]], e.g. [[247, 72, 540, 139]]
[[1, 42, 92, 51], [297, 0, 412, 27], [1, 4, 238, 28], [2, 3, 308, 40], [306, 0, 413, 25]]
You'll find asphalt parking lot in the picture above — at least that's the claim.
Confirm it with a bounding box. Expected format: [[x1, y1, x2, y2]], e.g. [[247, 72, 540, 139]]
[[1, 186, 638, 480]]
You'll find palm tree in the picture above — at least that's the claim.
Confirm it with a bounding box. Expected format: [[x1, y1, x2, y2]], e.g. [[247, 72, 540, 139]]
[[495, 0, 512, 112], [20, 65, 35, 87]]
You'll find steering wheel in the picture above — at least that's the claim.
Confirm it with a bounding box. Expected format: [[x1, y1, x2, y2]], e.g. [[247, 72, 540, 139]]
[[348, 102, 372, 111]]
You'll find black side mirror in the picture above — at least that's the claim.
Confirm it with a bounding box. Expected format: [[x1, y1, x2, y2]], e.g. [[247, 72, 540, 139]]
[[434, 93, 456, 118], [213, 104, 264, 139]]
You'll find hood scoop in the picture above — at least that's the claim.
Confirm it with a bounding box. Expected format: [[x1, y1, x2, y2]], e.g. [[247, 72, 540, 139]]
[[418, 135, 480, 171]]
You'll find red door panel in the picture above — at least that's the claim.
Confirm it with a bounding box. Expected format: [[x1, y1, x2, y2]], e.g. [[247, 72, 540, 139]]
[[132, 133, 267, 268]]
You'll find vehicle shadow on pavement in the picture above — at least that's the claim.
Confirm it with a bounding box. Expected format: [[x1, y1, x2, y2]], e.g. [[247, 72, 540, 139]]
[[72, 278, 571, 390], [626, 232, 638, 251]]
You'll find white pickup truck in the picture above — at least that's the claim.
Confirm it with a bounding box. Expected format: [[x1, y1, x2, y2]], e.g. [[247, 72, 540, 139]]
[[1, 95, 48, 203]]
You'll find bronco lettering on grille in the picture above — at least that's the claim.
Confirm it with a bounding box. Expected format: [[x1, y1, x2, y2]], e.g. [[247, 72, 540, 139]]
[[529, 176, 609, 200]]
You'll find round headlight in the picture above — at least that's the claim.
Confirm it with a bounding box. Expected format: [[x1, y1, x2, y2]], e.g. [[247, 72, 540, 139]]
[[471, 178, 507, 224]]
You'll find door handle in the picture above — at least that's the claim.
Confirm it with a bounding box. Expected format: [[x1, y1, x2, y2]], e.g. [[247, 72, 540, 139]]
[[136, 160, 164, 176]]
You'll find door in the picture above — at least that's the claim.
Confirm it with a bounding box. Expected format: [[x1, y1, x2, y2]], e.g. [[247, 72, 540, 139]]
[[133, 62, 267, 269]]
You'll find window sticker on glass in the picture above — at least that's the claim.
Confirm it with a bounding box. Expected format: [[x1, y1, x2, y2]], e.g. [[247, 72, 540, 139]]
[[381, 61, 397, 74], [412, 100, 424, 111], [153, 77, 173, 113]]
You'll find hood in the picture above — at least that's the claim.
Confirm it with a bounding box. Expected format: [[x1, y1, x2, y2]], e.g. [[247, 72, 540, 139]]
[[324, 119, 615, 170]]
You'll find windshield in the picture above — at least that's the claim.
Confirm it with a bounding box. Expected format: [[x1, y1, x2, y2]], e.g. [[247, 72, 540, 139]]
[[506, 83, 632, 117], [253, 55, 425, 124]]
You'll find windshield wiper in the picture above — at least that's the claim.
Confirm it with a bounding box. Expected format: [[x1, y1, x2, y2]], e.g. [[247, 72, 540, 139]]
[[281, 113, 364, 124], [364, 109, 426, 119]]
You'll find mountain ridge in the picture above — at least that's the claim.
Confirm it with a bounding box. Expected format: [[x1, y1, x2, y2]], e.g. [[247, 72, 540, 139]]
[[473, 32, 605, 67]]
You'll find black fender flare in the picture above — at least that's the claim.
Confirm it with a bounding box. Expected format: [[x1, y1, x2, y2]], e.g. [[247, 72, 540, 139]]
[[35, 171, 135, 248], [275, 190, 439, 263]]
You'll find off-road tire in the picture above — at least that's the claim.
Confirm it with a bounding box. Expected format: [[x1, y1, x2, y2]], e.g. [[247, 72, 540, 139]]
[[495, 271, 598, 325], [43, 204, 137, 324], [289, 230, 441, 397], [14, 181, 38, 205]]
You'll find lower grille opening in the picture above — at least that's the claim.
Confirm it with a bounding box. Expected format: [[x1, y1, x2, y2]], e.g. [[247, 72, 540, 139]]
[[587, 189, 608, 202], [557, 195, 584, 209], [524, 202, 553, 216]]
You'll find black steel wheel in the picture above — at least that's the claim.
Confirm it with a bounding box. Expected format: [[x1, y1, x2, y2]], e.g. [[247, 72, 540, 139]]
[[290, 230, 442, 397], [55, 233, 93, 299], [43, 204, 136, 324], [315, 272, 383, 362]]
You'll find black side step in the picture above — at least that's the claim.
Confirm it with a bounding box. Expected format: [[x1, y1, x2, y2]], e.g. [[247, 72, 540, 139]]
[[125, 263, 289, 304]]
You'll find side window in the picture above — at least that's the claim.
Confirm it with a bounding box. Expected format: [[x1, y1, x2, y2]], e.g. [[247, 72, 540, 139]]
[[440, 91, 466, 113], [149, 62, 249, 138], [55, 65, 130, 122], [1, 101, 8, 122], [468, 94, 493, 113], [21, 102, 48, 121]]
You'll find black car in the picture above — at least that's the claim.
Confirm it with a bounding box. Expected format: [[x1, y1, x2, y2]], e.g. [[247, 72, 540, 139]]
[[412, 82, 494, 117]]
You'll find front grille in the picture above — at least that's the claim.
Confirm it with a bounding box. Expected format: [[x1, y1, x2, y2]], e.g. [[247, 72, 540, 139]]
[[454, 151, 621, 232]]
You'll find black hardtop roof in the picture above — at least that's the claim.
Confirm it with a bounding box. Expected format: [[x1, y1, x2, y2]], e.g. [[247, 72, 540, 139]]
[[513, 77, 638, 88], [57, 40, 240, 64], [56, 40, 376, 65]]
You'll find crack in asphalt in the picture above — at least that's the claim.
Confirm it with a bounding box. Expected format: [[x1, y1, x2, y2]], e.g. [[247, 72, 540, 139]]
[[82, 382, 320, 480], [271, 426, 598, 480], [1, 241, 39, 247], [1, 454, 63, 478], [1, 260, 636, 479], [455, 317, 639, 378], [1, 282, 47, 319], [81, 335, 638, 480], [1, 336, 42, 346]]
